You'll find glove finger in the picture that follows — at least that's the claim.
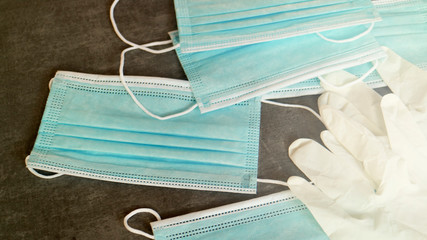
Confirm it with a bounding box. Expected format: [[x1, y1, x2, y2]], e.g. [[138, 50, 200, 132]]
[[321, 130, 359, 165], [319, 70, 385, 134], [320, 69, 360, 88], [320, 107, 388, 186], [381, 94, 427, 186], [289, 138, 374, 207], [319, 93, 385, 136], [287, 176, 353, 237], [393, 194, 427, 237], [377, 47, 427, 112]]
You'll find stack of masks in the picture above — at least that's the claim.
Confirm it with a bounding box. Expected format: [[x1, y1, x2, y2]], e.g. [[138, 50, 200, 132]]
[[25, 0, 427, 239], [265, 0, 427, 99]]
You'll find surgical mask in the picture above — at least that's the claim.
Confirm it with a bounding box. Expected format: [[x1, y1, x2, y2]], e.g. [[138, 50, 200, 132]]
[[124, 191, 329, 240], [263, 0, 427, 100], [25, 71, 262, 194], [110, 0, 381, 53], [372, 0, 427, 69], [170, 27, 385, 113], [174, 0, 381, 52], [109, 0, 384, 114]]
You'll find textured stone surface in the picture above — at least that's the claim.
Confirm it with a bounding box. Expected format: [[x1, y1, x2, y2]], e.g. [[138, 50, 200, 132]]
[[0, 1, 389, 239]]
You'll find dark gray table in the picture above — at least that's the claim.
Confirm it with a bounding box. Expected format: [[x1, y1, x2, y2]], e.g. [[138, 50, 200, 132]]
[[1, 1, 377, 239]]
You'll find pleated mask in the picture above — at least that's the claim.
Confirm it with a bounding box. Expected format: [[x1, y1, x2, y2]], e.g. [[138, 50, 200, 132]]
[[174, 0, 381, 52], [263, 0, 427, 100], [372, 0, 427, 70], [123, 191, 328, 240], [169, 26, 385, 112], [25, 71, 262, 194], [109, 0, 384, 114]]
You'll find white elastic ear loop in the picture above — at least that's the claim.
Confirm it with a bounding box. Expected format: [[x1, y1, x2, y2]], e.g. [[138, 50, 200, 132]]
[[124, 208, 162, 239], [261, 99, 323, 123], [257, 98, 323, 187], [318, 59, 379, 90], [257, 178, 288, 187], [316, 22, 375, 43], [258, 99, 323, 187], [257, 177, 315, 187], [110, 0, 179, 54], [261, 61, 378, 119], [119, 46, 198, 120], [25, 156, 63, 179]]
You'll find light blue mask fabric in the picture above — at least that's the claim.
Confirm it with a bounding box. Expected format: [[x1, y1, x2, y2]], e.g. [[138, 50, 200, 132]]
[[169, 26, 385, 113], [26, 71, 262, 194], [263, 0, 427, 99], [125, 191, 328, 240], [372, 0, 427, 69], [174, 0, 381, 52]]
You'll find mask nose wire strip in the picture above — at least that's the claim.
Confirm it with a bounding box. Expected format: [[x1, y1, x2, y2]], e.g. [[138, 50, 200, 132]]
[[316, 22, 375, 43], [25, 156, 63, 179], [261, 99, 323, 123], [110, 0, 179, 54], [318, 59, 379, 89], [119, 46, 198, 120], [124, 208, 162, 239]]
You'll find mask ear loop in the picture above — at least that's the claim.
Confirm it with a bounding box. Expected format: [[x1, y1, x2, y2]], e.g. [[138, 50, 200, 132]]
[[25, 156, 63, 179], [110, 0, 180, 54], [259, 60, 378, 189], [112, 0, 195, 120], [318, 60, 379, 90], [259, 61, 378, 188], [316, 22, 375, 43], [260, 60, 378, 123], [257, 98, 325, 188], [124, 208, 162, 239], [261, 100, 323, 123], [120, 46, 198, 120], [257, 178, 315, 187], [257, 178, 289, 187]]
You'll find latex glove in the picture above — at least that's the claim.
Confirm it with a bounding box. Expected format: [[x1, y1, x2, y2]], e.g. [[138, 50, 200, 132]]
[[318, 47, 427, 138], [377, 47, 427, 136], [288, 102, 427, 239], [287, 49, 427, 240], [317, 47, 427, 185]]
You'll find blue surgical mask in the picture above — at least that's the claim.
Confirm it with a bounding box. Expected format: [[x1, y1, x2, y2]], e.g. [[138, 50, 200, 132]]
[[26, 71, 262, 194], [169, 27, 385, 113], [124, 190, 329, 240], [109, 0, 384, 114], [174, 0, 381, 52], [371, 0, 427, 70], [263, 0, 427, 100]]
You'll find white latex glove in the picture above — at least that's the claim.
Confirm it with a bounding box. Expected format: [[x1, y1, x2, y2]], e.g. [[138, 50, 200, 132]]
[[318, 47, 427, 138], [287, 48, 427, 240], [317, 47, 427, 185]]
